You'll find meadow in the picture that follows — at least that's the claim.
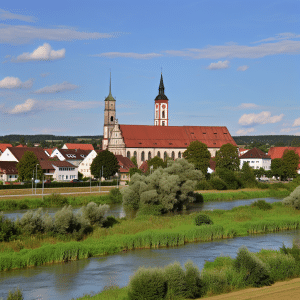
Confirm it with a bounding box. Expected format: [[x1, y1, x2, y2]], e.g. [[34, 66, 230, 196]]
[[1, 201, 300, 271]]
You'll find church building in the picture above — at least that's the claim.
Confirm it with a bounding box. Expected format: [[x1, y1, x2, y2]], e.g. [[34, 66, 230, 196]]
[[102, 74, 237, 167]]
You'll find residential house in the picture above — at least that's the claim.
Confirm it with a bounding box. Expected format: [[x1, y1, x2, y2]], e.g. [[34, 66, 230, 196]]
[[78, 150, 103, 178], [0, 143, 12, 157], [50, 149, 92, 166], [62, 143, 94, 151], [115, 155, 136, 185], [239, 147, 271, 170], [0, 161, 18, 182]]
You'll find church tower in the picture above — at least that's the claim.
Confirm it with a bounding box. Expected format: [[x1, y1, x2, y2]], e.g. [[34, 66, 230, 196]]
[[102, 73, 116, 150], [154, 73, 169, 126]]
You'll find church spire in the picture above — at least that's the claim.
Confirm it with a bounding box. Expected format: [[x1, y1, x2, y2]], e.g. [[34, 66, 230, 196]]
[[158, 72, 165, 95], [105, 71, 115, 101], [109, 71, 112, 96]]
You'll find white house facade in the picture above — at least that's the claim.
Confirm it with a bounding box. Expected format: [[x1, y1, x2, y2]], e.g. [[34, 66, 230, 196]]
[[239, 147, 271, 170]]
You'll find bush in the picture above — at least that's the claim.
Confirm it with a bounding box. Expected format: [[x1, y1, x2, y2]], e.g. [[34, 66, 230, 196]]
[[0, 212, 19, 242], [283, 185, 300, 209], [16, 208, 45, 234], [233, 246, 273, 287], [128, 267, 167, 300], [191, 192, 204, 203], [210, 177, 227, 190], [194, 214, 213, 226], [80, 202, 109, 226], [215, 168, 242, 190], [251, 200, 272, 210], [108, 188, 123, 203], [184, 261, 202, 298], [43, 193, 68, 207], [6, 288, 23, 300], [196, 180, 213, 190], [102, 216, 119, 228], [164, 262, 187, 298]]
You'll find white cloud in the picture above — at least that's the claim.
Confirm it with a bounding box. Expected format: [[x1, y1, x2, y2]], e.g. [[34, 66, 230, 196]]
[[0, 9, 36, 22], [238, 111, 284, 126], [238, 103, 260, 109], [207, 60, 229, 70], [14, 43, 65, 62], [237, 65, 249, 71], [92, 52, 162, 59], [0, 24, 118, 44], [165, 38, 300, 59], [254, 32, 300, 43], [1, 99, 102, 115], [0, 77, 33, 89], [293, 117, 300, 127], [236, 128, 255, 135], [34, 82, 78, 94]]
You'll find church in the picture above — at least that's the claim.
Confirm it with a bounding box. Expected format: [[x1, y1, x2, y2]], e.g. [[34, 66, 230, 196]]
[[102, 74, 237, 167]]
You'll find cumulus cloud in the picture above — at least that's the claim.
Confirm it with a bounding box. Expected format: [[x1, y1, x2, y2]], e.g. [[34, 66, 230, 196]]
[[238, 111, 284, 126], [0, 77, 33, 89], [236, 128, 255, 135], [238, 103, 260, 109], [293, 117, 300, 127], [1, 99, 102, 115], [34, 82, 78, 94], [207, 60, 229, 70], [237, 65, 249, 71], [0, 9, 36, 22], [0, 24, 118, 44], [165, 37, 300, 59], [14, 43, 65, 62], [92, 52, 162, 59]]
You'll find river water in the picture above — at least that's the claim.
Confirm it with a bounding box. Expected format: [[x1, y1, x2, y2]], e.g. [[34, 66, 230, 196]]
[[0, 197, 294, 300]]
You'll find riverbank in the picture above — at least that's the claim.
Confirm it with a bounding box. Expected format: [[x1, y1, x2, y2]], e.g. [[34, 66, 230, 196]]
[[1, 201, 300, 271]]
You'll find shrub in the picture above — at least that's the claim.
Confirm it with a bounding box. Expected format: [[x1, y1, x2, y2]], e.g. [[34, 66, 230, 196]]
[[283, 185, 300, 209], [6, 288, 23, 300], [0, 212, 19, 242], [102, 216, 119, 228], [194, 214, 213, 226], [43, 193, 68, 207], [54, 205, 82, 234], [201, 269, 228, 296], [164, 262, 187, 298], [233, 246, 273, 287], [251, 200, 272, 210], [108, 188, 123, 203], [191, 192, 204, 203], [128, 267, 167, 300], [80, 202, 109, 226], [184, 260, 202, 298], [16, 208, 45, 234], [196, 180, 213, 190], [215, 168, 242, 190], [210, 177, 227, 190]]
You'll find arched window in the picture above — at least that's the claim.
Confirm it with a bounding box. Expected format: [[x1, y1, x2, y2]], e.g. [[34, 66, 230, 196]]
[[178, 151, 181, 158], [127, 151, 131, 159], [110, 116, 114, 122], [162, 121, 165, 126], [134, 151, 137, 159], [162, 110, 165, 118], [141, 151, 145, 162], [156, 111, 158, 119], [171, 151, 175, 160], [164, 151, 168, 161], [157, 151, 161, 158], [148, 151, 152, 160]]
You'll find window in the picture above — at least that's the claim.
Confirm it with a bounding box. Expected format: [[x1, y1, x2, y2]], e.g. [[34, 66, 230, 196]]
[[66, 175, 68, 180], [156, 111, 158, 119], [171, 151, 175, 160], [178, 152, 181, 158], [164, 151, 167, 161], [162, 110, 165, 118], [111, 116, 114, 122], [134, 151, 137, 158], [62, 175, 64, 180], [148, 151, 152, 160], [157, 151, 161, 158], [162, 121, 165, 126], [127, 151, 131, 159], [141, 151, 145, 161]]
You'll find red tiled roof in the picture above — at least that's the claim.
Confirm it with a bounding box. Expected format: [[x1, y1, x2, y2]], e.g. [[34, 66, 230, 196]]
[[44, 148, 56, 156], [139, 161, 148, 173], [7, 147, 50, 162], [0, 161, 18, 174], [119, 125, 236, 148], [115, 155, 136, 173], [16, 144, 27, 147], [0, 143, 12, 152], [64, 143, 94, 150], [240, 147, 271, 159], [268, 147, 300, 168], [39, 160, 75, 170]]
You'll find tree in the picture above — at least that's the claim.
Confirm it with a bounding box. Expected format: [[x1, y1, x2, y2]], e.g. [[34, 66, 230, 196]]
[[27, 141, 33, 147], [271, 158, 284, 180], [240, 162, 256, 187], [282, 149, 299, 180], [90, 150, 119, 179], [19, 136, 25, 146], [129, 167, 142, 178], [215, 143, 239, 171], [130, 156, 138, 167], [183, 141, 211, 177], [254, 167, 265, 179], [16, 151, 43, 181], [122, 159, 203, 214], [147, 156, 166, 170]]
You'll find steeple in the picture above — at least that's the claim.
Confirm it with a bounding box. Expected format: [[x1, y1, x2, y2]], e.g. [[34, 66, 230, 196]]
[[105, 72, 115, 101], [155, 72, 168, 100]]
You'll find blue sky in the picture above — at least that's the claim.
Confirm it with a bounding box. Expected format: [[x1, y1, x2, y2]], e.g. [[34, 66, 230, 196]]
[[0, 0, 299, 137]]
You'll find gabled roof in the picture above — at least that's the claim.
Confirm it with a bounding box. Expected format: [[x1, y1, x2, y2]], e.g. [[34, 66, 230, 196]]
[[115, 155, 136, 173], [139, 161, 148, 173], [63, 143, 94, 151], [119, 125, 237, 148], [0, 161, 18, 174], [0, 143, 12, 153], [39, 160, 76, 170], [7, 147, 50, 162], [268, 147, 300, 168], [44, 148, 56, 156], [16, 144, 27, 148], [240, 147, 271, 159], [55, 149, 92, 160]]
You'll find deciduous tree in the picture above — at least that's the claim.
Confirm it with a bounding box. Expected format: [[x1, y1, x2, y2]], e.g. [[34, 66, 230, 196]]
[[282, 149, 299, 180], [215, 143, 239, 171], [147, 156, 166, 170], [16, 151, 43, 181]]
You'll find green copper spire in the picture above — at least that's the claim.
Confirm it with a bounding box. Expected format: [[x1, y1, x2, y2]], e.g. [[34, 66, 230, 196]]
[[105, 72, 116, 101]]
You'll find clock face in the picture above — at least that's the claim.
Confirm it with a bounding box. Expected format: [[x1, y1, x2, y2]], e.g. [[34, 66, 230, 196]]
[[162, 104, 166, 109]]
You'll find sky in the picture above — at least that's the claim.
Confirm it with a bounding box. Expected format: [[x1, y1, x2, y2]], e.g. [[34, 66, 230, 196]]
[[0, 0, 299, 137]]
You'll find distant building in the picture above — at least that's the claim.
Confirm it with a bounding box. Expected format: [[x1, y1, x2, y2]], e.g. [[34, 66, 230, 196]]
[[239, 147, 271, 170], [62, 143, 94, 151], [0, 161, 18, 182], [0, 143, 13, 157], [50, 148, 92, 166]]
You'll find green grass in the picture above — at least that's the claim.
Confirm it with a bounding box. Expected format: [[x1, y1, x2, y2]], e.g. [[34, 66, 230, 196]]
[[74, 287, 128, 300], [1, 201, 300, 271]]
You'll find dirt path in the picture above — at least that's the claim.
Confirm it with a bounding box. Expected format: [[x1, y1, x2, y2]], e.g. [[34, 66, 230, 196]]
[[202, 277, 300, 300]]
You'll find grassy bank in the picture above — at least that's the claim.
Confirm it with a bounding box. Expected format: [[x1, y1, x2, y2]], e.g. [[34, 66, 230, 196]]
[[201, 189, 290, 202], [1, 201, 300, 271]]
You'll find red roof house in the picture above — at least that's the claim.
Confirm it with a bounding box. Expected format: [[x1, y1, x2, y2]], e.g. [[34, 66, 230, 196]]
[[62, 143, 94, 151], [0, 143, 13, 153], [268, 147, 300, 169]]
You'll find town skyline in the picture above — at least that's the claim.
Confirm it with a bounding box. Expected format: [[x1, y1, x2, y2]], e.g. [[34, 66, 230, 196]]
[[0, 0, 299, 137]]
